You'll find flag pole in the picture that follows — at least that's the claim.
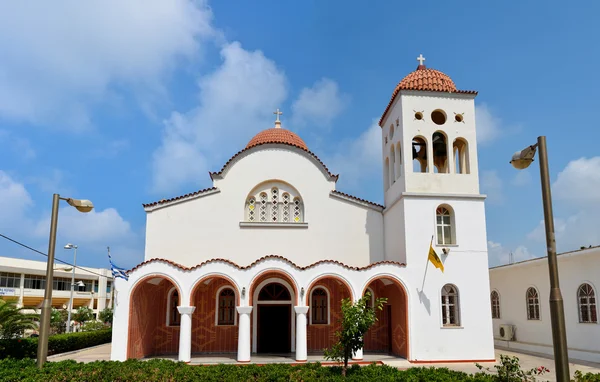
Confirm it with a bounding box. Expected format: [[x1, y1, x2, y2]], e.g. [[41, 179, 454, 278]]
[[420, 235, 434, 291]]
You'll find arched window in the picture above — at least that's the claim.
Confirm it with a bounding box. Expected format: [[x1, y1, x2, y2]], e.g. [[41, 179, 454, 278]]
[[217, 288, 236, 326], [245, 182, 304, 223], [453, 138, 470, 174], [577, 283, 597, 323], [436, 206, 455, 245], [432, 131, 449, 173], [396, 142, 402, 178], [412, 136, 428, 173], [441, 284, 460, 326], [384, 157, 390, 190], [390, 145, 396, 185], [526, 287, 540, 320], [491, 290, 500, 319], [311, 288, 328, 324], [168, 289, 180, 326]]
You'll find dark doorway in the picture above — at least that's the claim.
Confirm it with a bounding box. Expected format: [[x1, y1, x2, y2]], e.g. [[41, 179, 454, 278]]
[[257, 305, 291, 353]]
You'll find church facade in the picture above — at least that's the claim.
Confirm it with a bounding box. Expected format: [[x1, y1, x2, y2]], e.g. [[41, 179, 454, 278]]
[[110, 56, 495, 363]]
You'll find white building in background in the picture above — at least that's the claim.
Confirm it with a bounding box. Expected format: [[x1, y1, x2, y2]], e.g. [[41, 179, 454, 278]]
[[489, 246, 600, 363], [0, 256, 113, 317], [111, 55, 495, 364]]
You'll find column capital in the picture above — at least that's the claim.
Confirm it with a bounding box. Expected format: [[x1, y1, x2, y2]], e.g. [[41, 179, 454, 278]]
[[294, 306, 309, 314], [177, 306, 196, 315], [236, 306, 253, 315]]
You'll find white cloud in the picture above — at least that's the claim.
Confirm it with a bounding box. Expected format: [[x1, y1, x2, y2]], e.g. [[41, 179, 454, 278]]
[[553, 157, 600, 206], [291, 78, 349, 128], [475, 103, 502, 145], [0, 169, 141, 267], [487, 240, 535, 267], [480, 170, 504, 204], [0, 0, 216, 129], [525, 157, 600, 252], [326, 120, 382, 191], [511, 170, 532, 187], [151, 41, 288, 194]]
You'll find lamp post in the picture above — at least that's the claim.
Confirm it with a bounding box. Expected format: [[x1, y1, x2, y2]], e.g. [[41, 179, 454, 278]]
[[510, 136, 569, 382], [37, 195, 94, 369], [63, 243, 78, 333]]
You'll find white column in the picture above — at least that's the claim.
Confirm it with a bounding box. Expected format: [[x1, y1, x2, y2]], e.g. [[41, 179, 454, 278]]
[[294, 306, 309, 362], [352, 346, 363, 360], [177, 306, 196, 362], [236, 306, 253, 362]]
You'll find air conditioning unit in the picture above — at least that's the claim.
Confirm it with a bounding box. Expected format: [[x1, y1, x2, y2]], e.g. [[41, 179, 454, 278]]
[[499, 324, 515, 341]]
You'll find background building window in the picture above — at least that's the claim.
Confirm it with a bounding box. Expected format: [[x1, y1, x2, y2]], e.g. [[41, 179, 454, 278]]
[[578, 283, 597, 323], [491, 290, 500, 319], [218, 288, 236, 325], [311, 288, 328, 324], [0, 272, 20, 288], [441, 284, 460, 326], [526, 287, 540, 320]]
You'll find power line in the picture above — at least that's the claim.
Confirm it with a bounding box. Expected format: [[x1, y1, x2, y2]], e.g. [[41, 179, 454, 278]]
[[0, 233, 111, 279]]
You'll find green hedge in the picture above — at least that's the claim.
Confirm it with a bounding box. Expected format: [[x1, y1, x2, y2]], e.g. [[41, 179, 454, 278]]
[[0, 329, 112, 359], [0, 359, 499, 381]]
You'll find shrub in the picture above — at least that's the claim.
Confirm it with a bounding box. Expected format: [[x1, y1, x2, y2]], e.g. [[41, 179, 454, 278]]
[[81, 321, 108, 332], [0, 329, 112, 359], [0, 359, 500, 381], [98, 308, 113, 325]]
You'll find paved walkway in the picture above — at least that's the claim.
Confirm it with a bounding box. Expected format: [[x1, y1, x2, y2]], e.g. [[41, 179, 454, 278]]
[[49, 343, 600, 382]]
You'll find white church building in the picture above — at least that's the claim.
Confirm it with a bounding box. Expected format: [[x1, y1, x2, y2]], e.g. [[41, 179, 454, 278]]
[[111, 55, 496, 363]]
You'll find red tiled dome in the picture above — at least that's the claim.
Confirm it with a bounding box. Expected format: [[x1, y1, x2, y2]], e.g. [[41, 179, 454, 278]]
[[395, 65, 457, 93], [246, 128, 308, 150]]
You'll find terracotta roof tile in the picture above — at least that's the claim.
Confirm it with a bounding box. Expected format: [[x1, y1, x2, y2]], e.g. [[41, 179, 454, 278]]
[[379, 65, 478, 126], [142, 187, 217, 208], [247, 128, 308, 150], [127, 255, 406, 274], [331, 190, 384, 209]]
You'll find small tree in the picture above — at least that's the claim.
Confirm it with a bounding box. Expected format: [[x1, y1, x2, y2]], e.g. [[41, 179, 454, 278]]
[[324, 292, 387, 376], [0, 300, 38, 339], [98, 308, 113, 325], [50, 308, 68, 334], [72, 306, 94, 325]]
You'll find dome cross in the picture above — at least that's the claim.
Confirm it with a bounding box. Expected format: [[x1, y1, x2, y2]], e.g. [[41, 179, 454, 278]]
[[417, 54, 426, 66], [273, 108, 283, 122]]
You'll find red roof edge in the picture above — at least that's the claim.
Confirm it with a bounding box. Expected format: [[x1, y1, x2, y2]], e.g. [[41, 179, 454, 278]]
[[212, 141, 339, 182], [331, 190, 384, 209], [142, 187, 218, 208], [127, 255, 406, 274]]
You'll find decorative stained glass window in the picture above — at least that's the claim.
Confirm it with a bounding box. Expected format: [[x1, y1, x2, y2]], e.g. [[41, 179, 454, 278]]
[[244, 183, 304, 223], [247, 197, 256, 222], [271, 188, 279, 222], [259, 193, 268, 222], [293, 199, 302, 222], [282, 193, 290, 222]]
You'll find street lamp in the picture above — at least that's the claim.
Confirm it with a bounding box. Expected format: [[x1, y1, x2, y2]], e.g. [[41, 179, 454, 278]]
[[37, 195, 93, 369], [510, 136, 569, 382], [63, 243, 78, 334]]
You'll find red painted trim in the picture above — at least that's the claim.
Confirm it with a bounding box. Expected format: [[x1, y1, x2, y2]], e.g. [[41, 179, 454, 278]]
[[410, 358, 496, 364]]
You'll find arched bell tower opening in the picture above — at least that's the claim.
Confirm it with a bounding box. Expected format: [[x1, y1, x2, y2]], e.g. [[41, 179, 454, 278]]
[[412, 136, 428, 173], [432, 131, 449, 173]]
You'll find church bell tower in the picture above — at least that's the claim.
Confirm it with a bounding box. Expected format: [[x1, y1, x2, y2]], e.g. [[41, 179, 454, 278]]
[[379, 54, 486, 267]]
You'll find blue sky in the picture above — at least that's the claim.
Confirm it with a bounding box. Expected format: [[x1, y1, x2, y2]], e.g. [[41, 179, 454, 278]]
[[0, 1, 599, 270]]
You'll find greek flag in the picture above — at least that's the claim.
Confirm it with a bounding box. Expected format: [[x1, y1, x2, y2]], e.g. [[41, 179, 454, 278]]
[[108, 247, 129, 281]]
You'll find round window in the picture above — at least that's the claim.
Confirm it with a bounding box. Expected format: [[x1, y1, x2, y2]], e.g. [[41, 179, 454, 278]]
[[431, 110, 447, 125], [415, 112, 423, 120], [455, 113, 464, 123]]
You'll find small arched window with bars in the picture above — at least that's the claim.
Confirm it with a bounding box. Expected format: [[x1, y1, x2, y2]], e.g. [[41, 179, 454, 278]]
[[526, 287, 540, 320], [441, 284, 460, 326], [577, 283, 597, 323], [218, 288, 236, 326], [311, 288, 328, 324], [491, 290, 500, 319]]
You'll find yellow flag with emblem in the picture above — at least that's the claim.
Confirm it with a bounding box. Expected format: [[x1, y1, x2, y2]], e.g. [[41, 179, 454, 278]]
[[428, 241, 444, 273]]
